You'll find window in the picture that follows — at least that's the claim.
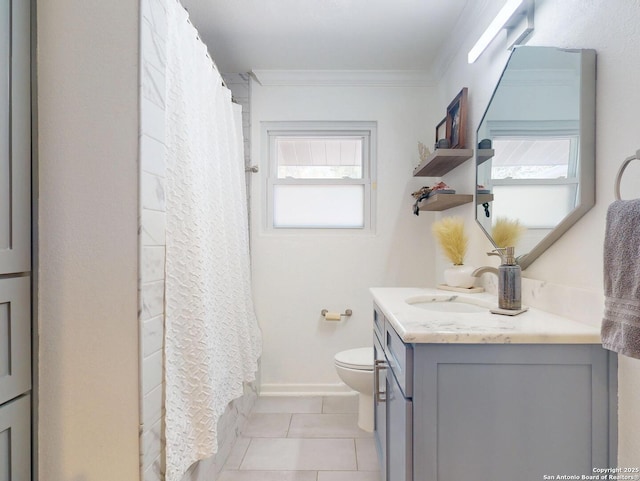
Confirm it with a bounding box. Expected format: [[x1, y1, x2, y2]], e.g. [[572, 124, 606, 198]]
[[489, 136, 579, 228], [482, 120, 580, 229], [263, 122, 376, 231]]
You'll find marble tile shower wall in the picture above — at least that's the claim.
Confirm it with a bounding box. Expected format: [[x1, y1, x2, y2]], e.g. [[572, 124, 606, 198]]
[[140, 0, 168, 479], [139, 1, 256, 480]]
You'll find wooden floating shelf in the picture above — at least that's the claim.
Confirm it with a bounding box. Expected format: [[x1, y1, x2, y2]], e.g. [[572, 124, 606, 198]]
[[417, 193, 473, 212], [476, 149, 495, 166], [476, 193, 494, 204], [413, 148, 474, 177]]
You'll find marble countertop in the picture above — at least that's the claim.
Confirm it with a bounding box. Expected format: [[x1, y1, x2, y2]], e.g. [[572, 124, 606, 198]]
[[370, 287, 602, 344]]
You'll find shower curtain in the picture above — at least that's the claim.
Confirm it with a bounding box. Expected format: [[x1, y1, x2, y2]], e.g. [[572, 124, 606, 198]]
[[164, 2, 262, 481]]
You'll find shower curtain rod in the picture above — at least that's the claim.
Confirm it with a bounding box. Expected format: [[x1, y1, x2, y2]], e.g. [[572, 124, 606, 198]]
[[180, 1, 227, 88]]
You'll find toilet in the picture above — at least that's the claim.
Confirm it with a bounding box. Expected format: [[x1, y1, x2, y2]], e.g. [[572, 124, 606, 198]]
[[334, 347, 374, 432]]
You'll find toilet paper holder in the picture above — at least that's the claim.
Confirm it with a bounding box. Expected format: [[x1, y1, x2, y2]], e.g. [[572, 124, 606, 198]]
[[321, 309, 353, 320]]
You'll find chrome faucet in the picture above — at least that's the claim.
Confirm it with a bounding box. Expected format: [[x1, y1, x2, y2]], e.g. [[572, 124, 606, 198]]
[[472, 266, 499, 277], [472, 247, 522, 310]]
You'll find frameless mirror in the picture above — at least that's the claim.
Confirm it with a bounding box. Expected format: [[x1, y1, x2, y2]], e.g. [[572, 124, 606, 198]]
[[476, 47, 596, 270]]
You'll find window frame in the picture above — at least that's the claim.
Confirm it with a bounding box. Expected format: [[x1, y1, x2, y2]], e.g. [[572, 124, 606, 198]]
[[485, 120, 581, 228], [262, 121, 377, 233]]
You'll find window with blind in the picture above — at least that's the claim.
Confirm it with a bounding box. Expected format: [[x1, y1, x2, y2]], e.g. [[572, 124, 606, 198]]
[[263, 122, 376, 231]]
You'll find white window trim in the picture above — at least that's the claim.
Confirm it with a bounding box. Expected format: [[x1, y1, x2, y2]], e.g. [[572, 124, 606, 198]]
[[261, 121, 377, 234], [484, 120, 582, 229], [486, 120, 580, 197]]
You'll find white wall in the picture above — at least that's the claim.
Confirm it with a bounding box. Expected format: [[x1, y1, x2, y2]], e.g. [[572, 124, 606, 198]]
[[435, 0, 640, 465], [37, 0, 141, 479], [250, 79, 438, 392]]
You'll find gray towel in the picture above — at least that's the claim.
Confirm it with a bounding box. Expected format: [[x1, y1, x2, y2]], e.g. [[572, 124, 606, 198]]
[[602, 199, 640, 359]]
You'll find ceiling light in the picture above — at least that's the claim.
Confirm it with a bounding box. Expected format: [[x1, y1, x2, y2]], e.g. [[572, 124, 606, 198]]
[[467, 0, 533, 64]]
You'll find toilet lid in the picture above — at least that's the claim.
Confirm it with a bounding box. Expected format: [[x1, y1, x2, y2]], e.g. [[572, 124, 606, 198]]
[[334, 347, 373, 370]]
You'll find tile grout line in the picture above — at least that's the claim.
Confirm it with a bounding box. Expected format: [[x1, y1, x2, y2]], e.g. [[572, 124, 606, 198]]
[[234, 397, 379, 479], [286, 412, 293, 438], [236, 436, 251, 471], [353, 437, 359, 471]]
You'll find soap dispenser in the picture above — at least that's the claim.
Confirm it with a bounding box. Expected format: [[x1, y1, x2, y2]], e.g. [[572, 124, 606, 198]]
[[488, 246, 521, 310]]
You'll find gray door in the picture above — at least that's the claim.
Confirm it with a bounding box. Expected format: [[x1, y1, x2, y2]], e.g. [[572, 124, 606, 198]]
[[0, 0, 31, 275], [0, 1, 32, 480]]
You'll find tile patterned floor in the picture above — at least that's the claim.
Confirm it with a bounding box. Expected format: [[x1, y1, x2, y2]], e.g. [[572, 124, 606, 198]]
[[219, 395, 381, 481]]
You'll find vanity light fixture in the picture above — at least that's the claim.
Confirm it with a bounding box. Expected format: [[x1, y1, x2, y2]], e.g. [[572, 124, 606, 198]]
[[467, 0, 534, 64]]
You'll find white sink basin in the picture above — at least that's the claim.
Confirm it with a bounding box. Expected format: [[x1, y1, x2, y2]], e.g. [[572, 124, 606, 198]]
[[405, 295, 492, 313]]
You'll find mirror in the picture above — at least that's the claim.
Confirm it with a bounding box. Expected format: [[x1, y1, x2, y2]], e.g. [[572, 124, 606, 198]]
[[475, 47, 596, 270]]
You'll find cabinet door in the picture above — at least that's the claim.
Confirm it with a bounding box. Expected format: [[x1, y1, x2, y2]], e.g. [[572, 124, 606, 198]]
[[0, 277, 31, 406], [0, 394, 31, 481], [386, 370, 412, 481], [0, 0, 31, 275], [373, 333, 387, 480], [413, 344, 615, 481]]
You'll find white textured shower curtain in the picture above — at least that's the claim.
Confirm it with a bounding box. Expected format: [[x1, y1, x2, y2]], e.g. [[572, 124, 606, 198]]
[[164, 3, 262, 481]]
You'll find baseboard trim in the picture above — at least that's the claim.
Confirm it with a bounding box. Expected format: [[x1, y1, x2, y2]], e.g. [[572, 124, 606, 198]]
[[259, 383, 355, 397]]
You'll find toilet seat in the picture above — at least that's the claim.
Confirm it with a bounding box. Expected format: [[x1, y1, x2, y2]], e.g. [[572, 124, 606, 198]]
[[334, 347, 373, 371]]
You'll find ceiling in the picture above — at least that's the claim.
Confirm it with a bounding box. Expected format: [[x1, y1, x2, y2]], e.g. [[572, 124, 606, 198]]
[[180, 0, 471, 73]]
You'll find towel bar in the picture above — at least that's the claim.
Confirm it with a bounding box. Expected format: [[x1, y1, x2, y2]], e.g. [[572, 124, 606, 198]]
[[614, 149, 640, 200]]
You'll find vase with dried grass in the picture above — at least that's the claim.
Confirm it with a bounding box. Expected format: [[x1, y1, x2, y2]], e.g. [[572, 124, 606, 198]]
[[431, 216, 475, 288], [491, 217, 526, 249]]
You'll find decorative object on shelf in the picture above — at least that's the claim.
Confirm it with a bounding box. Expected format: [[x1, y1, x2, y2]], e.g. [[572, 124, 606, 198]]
[[411, 186, 432, 200], [412, 182, 456, 215], [481, 203, 491, 217], [435, 138, 451, 149], [446, 87, 468, 149], [477, 183, 492, 218], [430, 181, 454, 194], [492, 217, 526, 248], [478, 138, 492, 149], [435, 117, 447, 144], [413, 194, 429, 215], [477, 183, 490, 194], [417, 141, 431, 164], [431, 216, 476, 288]]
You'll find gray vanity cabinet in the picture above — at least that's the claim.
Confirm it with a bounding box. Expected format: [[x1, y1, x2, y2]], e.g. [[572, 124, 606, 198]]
[[386, 369, 412, 481], [373, 304, 617, 481], [413, 344, 616, 481], [373, 327, 387, 480], [374, 306, 413, 481]]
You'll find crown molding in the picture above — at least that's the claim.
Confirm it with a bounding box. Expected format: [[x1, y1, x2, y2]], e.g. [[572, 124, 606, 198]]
[[251, 70, 433, 87]]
